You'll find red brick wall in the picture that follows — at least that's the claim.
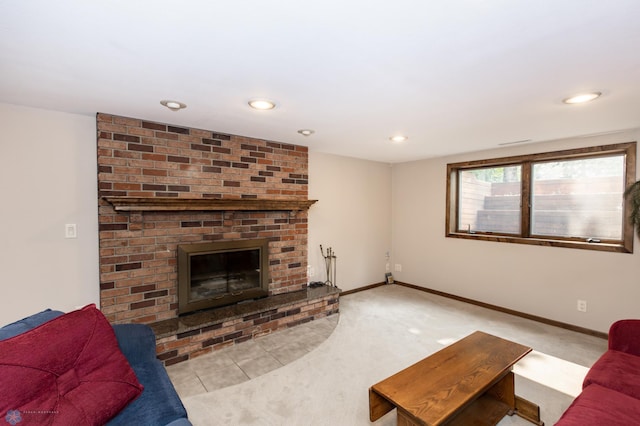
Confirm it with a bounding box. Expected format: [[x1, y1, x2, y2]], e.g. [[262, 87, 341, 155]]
[[97, 113, 310, 324]]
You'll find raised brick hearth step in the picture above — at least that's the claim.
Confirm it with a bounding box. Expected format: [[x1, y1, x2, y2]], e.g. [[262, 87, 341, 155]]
[[151, 285, 340, 366]]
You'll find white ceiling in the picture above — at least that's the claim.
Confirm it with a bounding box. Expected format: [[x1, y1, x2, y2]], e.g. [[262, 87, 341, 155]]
[[1, 1, 639, 163]]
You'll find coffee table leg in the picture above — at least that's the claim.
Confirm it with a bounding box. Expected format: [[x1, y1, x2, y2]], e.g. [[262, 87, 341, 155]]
[[515, 395, 544, 425], [369, 388, 395, 422], [487, 371, 516, 409], [485, 372, 544, 425]]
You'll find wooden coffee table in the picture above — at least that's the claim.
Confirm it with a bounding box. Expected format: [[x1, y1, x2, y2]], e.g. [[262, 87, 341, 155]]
[[369, 331, 543, 426]]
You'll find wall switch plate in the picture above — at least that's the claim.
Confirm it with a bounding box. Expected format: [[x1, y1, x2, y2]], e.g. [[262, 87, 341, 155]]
[[65, 223, 77, 239], [577, 299, 587, 312], [394, 264, 402, 272]]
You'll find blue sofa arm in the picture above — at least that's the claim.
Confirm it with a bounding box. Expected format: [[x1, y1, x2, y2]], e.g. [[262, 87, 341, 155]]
[[0, 309, 63, 340], [113, 323, 159, 362], [109, 324, 191, 426]]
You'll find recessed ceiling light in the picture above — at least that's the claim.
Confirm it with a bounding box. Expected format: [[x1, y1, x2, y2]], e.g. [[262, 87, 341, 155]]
[[248, 99, 276, 110], [563, 92, 602, 104], [297, 129, 315, 136], [160, 100, 187, 111], [389, 135, 408, 143]]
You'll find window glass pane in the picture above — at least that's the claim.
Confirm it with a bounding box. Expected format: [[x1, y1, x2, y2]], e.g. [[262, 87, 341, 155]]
[[458, 166, 521, 234], [531, 155, 625, 239]]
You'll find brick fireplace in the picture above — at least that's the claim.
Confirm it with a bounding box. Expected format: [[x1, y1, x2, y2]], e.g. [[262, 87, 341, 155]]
[[97, 113, 338, 365]]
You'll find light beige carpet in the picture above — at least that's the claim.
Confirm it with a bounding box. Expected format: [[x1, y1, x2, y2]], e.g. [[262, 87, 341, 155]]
[[181, 284, 607, 425]]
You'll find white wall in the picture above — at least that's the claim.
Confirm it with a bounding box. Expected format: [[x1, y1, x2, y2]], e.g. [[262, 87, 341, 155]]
[[0, 103, 99, 325], [0, 104, 392, 326], [308, 152, 392, 292], [3, 100, 636, 334], [391, 129, 640, 333]]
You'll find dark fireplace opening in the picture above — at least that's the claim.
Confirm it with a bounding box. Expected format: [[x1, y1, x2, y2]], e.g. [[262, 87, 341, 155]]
[[177, 239, 270, 315]]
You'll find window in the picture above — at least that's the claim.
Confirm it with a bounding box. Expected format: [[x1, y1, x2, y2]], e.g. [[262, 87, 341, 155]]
[[458, 165, 522, 235], [446, 142, 636, 253]]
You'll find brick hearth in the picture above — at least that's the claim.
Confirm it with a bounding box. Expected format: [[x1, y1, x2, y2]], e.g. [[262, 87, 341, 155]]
[[96, 113, 339, 365], [152, 285, 339, 366]]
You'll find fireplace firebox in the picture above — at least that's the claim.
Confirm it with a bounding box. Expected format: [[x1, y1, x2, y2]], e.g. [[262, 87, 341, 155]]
[[177, 239, 270, 315]]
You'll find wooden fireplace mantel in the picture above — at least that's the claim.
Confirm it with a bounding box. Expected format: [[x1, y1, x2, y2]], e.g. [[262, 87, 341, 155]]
[[102, 196, 318, 213]]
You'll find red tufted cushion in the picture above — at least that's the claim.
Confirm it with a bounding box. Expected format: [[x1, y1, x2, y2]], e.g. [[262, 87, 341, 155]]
[[0, 304, 143, 425]]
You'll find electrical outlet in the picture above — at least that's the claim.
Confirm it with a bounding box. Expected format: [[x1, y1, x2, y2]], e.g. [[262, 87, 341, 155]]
[[577, 299, 587, 312], [65, 223, 77, 239], [394, 264, 402, 272]]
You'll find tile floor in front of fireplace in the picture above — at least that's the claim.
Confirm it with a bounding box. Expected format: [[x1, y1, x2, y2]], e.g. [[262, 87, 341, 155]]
[[166, 315, 339, 399]]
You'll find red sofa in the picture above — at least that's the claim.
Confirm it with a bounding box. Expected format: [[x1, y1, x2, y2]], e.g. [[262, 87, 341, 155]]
[[555, 319, 640, 425]]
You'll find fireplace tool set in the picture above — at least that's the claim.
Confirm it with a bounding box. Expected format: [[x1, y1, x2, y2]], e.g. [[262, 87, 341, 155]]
[[309, 245, 337, 288], [320, 245, 337, 287]]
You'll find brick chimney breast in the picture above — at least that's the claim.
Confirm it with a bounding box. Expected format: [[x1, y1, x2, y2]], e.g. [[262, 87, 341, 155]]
[[97, 113, 310, 325]]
